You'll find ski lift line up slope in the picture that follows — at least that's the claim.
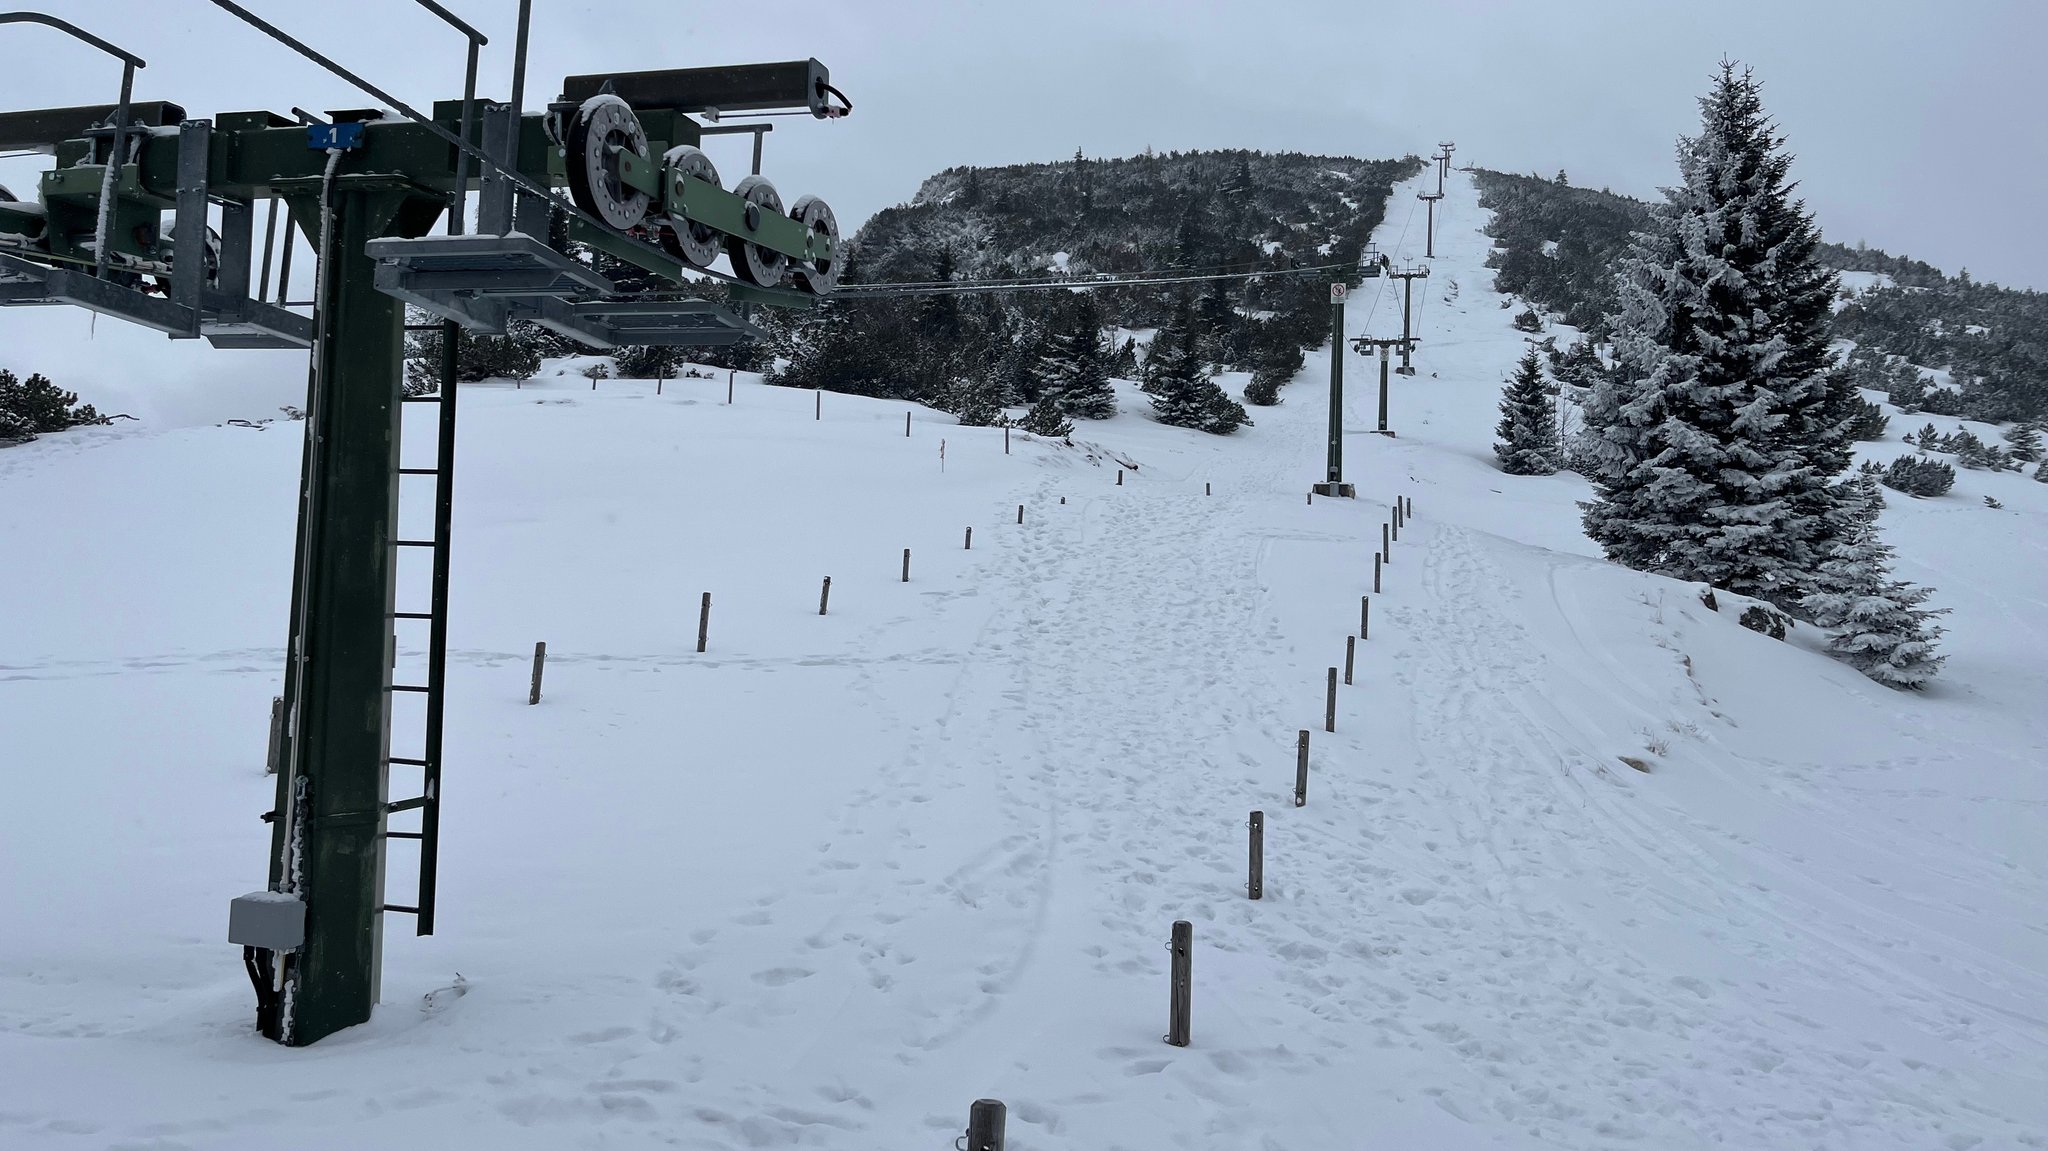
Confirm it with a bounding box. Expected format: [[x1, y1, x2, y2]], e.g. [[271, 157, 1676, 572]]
[[0, 173, 2045, 1149]]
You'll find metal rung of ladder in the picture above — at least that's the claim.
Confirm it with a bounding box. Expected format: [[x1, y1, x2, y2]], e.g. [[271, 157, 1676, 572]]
[[381, 904, 420, 915], [381, 316, 461, 940]]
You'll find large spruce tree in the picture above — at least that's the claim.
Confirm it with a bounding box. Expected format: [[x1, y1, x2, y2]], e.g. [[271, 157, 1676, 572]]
[[1146, 295, 1250, 435], [1494, 347, 1561, 475], [1036, 294, 1117, 420], [1581, 64, 1856, 609]]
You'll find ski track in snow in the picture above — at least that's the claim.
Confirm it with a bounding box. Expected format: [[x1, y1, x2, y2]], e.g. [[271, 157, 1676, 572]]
[[1, 168, 2044, 1151]]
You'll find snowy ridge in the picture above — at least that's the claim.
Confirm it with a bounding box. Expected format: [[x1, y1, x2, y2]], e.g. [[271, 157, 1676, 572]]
[[1, 171, 2044, 1150]]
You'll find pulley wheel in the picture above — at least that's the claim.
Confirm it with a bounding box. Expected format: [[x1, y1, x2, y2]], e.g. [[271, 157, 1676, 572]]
[[565, 95, 651, 231], [725, 174, 788, 287], [151, 226, 222, 291], [788, 194, 841, 295], [657, 145, 723, 269]]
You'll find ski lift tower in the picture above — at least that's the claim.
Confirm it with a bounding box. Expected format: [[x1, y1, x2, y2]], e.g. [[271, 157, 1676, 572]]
[[0, 5, 850, 1046]]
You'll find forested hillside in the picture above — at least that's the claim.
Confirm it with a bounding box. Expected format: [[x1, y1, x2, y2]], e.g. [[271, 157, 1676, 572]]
[[762, 150, 1422, 421], [1474, 169, 2048, 423]]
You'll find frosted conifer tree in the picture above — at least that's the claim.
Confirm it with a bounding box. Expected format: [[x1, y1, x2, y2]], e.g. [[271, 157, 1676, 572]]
[[1801, 478, 1946, 689], [1036, 294, 1117, 420], [1146, 295, 1250, 434], [1581, 63, 1855, 609], [2006, 420, 2043, 464], [950, 375, 1005, 427], [1495, 347, 1561, 474], [1017, 394, 1072, 439]]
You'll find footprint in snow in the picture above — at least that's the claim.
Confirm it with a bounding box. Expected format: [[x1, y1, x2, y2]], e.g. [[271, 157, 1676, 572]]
[[751, 967, 814, 987]]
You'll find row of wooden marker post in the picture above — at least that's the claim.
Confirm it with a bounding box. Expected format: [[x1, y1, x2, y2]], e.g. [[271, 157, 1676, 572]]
[[526, 499, 1061, 705], [1165, 491, 1413, 1054], [517, 469, 1417, 1149]]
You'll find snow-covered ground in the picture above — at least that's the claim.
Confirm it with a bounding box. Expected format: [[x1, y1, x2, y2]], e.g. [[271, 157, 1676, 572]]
[[2, 170, 2045, 1150]]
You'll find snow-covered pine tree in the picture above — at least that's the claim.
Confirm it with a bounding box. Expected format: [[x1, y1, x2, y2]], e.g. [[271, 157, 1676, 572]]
[[2004, 419, 2042, 463], [1204, 383, 1252, 435], [951, 374, 1005, 427], [1109, 336, 1140, 380], [0, 368, 107, 443], [1884, 360, 1926, 412], [1035, 294, 1116, 420], [1016, 393, 1072, 438], [1495, 347, 1561, 475], [1580, 63, 1853, 610], [1146, 295, 1250, 434], [1800, 479, 1946, 689]]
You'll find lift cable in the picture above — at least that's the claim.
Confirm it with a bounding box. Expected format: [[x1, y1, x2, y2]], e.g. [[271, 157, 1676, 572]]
[[829, 260, 1365, 300], [1364, 194, 1419, 333]]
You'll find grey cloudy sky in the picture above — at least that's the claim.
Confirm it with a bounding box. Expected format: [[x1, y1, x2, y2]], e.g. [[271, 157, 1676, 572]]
[[2, 1, 2040, 421]]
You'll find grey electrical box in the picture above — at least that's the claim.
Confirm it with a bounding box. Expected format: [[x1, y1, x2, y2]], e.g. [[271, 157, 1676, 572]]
[[228, 891, 306, 951]]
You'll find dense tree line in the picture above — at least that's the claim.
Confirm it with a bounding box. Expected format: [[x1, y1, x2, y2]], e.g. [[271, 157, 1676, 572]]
[[764, 149, 1421, 430], [1474, 169, 2048, 425]]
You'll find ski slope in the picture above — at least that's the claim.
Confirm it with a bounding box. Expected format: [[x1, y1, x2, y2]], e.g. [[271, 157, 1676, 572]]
[[2, 170, 2045, 1150]]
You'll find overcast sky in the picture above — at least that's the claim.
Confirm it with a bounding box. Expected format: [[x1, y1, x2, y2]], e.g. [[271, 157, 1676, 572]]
[[2, 0, 2041, 423]]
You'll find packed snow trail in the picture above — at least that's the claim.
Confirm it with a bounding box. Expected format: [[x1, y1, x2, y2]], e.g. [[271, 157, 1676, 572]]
[[2, 169, 2046, 1150]]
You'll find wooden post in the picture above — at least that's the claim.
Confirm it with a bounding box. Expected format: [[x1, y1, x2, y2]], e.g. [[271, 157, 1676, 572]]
[[1165, 920, 1192, 1047], [1374, 553, 1382, 594], [1326, 667, 1338, 732], [1405, 495, 1412, 519], [697, 592, 711, 653], [266, 696, 285, 775], [1060, 496, 1066, 505], [1307, 491, 1312, 505], [906, 411, 912, 437], [964, 526, 973, 550], [1004, 425, 1010, 455], [1392, 505, 1401, 542], [818, 576, 832, 616], [1294, 730, 1309, 807], [1345, 635, 1356, 685], [964, 1100, 1006, 1151], [815, 389, 821, 420], [1116, 470, 1123, 487], [1205, 482, 1211, 495], [528, 642, 546, 705], [1017, 504, 1024, 525], [656, 372, 663, 396], [728, 371, 734, 404], [1247, 811, 1264, 900], [1360, 595, 1370, 639], [902, 548, 911, 583], [1382, 522, 1391, 562]]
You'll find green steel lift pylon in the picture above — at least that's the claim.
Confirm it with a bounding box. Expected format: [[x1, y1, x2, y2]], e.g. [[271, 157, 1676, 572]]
[[0, 7, 848, 1046]]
